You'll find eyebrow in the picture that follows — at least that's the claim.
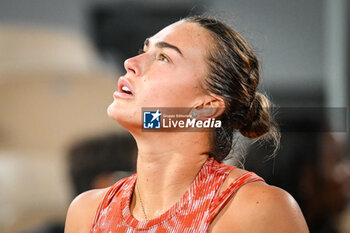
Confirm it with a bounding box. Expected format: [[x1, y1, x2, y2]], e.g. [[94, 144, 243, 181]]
[[144, 38, 183, 57]]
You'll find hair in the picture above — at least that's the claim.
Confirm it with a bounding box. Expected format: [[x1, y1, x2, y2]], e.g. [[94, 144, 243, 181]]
[[183, 16, 280, 162]]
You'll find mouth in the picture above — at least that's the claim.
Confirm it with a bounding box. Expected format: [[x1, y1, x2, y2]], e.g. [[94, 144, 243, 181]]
[[118, 77, 134, 95], [121, 85, 132, 95], [114, 77, 134, 99]]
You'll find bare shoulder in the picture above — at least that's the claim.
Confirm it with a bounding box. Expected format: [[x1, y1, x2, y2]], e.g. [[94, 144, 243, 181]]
[[64, 187, 110, 233], [210, 168, 309, 233]]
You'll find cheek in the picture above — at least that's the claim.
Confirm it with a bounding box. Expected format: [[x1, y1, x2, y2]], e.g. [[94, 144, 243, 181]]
[[140, 80, 202, 108], [137, 84, 175, 107], [138, 63, 205, 107]]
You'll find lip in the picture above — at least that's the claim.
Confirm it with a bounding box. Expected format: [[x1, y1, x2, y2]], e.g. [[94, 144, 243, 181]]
[[114, 77, 135, 99]]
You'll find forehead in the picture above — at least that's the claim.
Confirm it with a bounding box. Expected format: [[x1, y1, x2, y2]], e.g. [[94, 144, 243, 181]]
[[149, 21, 213, 58]]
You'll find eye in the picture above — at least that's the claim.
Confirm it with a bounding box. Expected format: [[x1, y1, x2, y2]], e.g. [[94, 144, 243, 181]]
[[138, 48, 145, 55], [158, 54, 169, 63]]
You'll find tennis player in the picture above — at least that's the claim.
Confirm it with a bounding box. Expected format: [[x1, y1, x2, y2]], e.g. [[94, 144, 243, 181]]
[[65, 16, 309, 232]]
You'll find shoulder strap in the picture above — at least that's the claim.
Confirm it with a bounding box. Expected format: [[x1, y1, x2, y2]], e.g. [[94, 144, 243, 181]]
[[207, 172, 265, 223], [90, 175, 134, 231]]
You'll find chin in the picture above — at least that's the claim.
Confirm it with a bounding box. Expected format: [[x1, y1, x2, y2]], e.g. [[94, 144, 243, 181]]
[[107, 101, 140, 131], [107, 101, 123, 122]]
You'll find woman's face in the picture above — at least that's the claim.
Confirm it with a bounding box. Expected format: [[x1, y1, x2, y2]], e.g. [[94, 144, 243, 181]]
[[107, 21, 214, 129]]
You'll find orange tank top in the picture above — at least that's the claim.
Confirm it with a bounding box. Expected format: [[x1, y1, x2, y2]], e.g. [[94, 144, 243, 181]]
[[90, 158, 264, 232]]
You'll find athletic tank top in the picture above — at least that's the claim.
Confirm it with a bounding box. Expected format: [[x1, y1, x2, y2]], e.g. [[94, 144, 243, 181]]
[[90, 158, 264, 232]]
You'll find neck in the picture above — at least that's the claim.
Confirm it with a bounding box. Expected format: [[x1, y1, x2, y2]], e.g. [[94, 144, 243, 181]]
[[130, 130, 210, 221]]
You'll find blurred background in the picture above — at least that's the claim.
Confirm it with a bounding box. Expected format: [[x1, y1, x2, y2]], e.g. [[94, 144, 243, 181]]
[[0, 0, 349, 232]]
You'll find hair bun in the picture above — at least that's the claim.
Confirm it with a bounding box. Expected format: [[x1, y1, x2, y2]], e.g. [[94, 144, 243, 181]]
[[239, 92, 271, 139]]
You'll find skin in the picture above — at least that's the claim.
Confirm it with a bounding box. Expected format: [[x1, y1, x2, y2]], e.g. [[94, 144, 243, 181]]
[[65, 21, 309, 233]]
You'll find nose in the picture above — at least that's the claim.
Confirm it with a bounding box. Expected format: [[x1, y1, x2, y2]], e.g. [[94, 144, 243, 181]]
[[124, 55, 141, 77]]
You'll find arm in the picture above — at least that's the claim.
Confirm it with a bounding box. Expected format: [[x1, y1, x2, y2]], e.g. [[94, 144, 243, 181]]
[[64, 188, 109, 233], [238, 184, 309, 232], [210, 181, 309, 232]]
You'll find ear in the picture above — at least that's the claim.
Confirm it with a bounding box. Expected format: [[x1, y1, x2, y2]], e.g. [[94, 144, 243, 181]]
[[191, 95, 225, 120]]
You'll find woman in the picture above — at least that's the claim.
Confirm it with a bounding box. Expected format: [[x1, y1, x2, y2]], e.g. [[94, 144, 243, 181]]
[[65, 16, 309, 232]]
